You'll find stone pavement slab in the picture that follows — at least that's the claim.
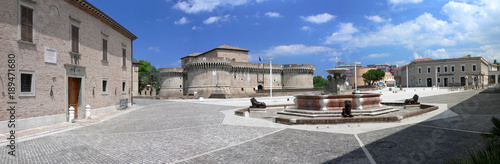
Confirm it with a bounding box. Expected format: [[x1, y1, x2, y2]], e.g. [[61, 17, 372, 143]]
[[180, 129, 369, 164]]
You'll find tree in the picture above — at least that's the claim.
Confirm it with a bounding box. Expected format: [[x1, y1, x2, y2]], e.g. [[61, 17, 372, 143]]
[[362, 69, 385, 86], [313, 76, 329, 88], [138, 60, 161, 93]]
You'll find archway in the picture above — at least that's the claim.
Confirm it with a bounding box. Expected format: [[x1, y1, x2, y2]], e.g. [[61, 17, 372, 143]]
[[257, 85, 263, 90]]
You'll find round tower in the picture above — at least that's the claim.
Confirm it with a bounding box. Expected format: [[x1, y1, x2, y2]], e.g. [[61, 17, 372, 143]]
[[183, 62, 232, 98], [282, 64, 315, 89], [159, 68, 184, 97]]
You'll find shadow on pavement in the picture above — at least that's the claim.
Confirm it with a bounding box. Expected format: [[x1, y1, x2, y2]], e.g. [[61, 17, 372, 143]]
[[326, 87, 500, 163]]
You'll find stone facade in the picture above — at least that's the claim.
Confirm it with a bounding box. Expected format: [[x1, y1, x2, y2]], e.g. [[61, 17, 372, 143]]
[[160, 45, 315, 98], [0, 0, 136, 129], [396, 56, 489, 87]]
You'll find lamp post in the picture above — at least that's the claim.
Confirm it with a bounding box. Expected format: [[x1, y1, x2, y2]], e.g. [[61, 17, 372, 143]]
[[268, 58, 274, 98], [354, 61, 360, 92]]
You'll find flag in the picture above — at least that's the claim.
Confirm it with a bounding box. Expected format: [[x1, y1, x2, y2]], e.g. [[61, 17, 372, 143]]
[[259, 57, 262, 61], [264, 58, 267, 61]]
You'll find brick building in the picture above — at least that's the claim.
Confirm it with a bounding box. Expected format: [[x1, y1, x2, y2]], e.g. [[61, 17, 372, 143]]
[[0, 0, 137, 132]]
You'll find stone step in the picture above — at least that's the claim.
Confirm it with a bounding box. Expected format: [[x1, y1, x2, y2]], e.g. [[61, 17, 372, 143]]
[[278, 107, 399, 118]]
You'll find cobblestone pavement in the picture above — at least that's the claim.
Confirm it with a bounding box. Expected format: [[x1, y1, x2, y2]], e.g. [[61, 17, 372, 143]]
[[1, 87, 499, 163]]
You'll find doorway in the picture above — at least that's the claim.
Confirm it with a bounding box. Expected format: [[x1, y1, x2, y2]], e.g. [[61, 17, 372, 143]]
[[68, 77, 81, 119], [461, 77, 466, 86], [426, 78, 432, 87], [444, 78, 448, 87]]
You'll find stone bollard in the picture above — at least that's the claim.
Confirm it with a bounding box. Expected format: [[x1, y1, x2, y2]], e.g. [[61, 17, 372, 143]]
[[69, 106, 75, 123], [85, 105, 91, 119]]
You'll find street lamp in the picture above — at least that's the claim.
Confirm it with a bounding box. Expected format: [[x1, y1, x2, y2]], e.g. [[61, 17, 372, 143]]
[[268, 58, 274, 98], [354, 61, 360, 92]]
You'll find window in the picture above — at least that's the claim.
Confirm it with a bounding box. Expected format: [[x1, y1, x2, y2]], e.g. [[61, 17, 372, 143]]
[[419, 79, 422, 84], [438, 78, 441, 83], [71, 25, 79, 53], [102, 79, 108, 93], [122, 48, 126, 67], [452, 77, 455, 83], [102, 39, 108, 61], [20, 5, 34, 42], [451, 66, 455, 72], [396, 71, 399, 76], [473, 65, 477, 71], [444, 67, 448, 72], [427, 67, 431, 73], [418, 68, 422, 74], [462, 65, 465, 72], [437, 67, 440, 73], [19, 70, 35, 96], [122, 81, 126, 93]]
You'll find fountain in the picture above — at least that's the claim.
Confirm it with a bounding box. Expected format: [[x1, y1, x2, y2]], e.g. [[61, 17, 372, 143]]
[[279, 68, 398, 117], [324, 68, 351, 95]]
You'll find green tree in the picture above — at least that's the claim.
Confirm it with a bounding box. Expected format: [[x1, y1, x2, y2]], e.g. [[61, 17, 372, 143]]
[[138, 60, 161, 93], [313, 76, 329, 88], [362, 69, 385, 86]]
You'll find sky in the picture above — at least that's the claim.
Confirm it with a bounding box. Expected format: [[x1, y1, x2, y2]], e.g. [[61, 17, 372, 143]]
[[88, 0, 500, 77]]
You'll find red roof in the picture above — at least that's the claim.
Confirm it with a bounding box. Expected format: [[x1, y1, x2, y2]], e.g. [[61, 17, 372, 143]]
[[411, 58, 433, 62], [393, 64, 407, 70]]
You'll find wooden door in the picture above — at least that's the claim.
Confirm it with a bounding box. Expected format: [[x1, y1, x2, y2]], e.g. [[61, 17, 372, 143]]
[[68, 77, 80, 119]]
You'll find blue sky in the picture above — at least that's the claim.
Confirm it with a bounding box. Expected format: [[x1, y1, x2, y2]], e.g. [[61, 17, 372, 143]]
[[88, 0, 500, 77]]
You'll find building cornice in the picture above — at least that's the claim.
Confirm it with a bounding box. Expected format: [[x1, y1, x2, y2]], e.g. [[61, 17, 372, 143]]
[[65, 0, 138, 40]]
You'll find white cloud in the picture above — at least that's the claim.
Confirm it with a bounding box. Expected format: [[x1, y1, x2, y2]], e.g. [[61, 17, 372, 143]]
[[364, 53, 389, 59], [173, 0, 248, 14], [301, 13, 336, 24], [413, 52, 422, 59], [192, 26, 202, 30], [300, 26, 312, 31], [203, 14, 232, 24], [424, 48, 449, 59], [388, 0, 423, 5], [325, 13, 455, 49], [174, 17, 189, 25], [364, 15, 391, 23], [324, 23, 359, 44], [265, 12, 282, 18], [264, 44, 334, 56], [148, 46, 160, 53], [170, 60, 182, 67], [392, 60, 407, 66], [328, 57, 340, 62], [256, 0, 266, 3], [204, 16, 220, 24]]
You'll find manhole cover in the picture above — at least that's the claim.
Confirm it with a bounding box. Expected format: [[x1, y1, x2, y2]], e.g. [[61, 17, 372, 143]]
[[375, 141, 397, 149]]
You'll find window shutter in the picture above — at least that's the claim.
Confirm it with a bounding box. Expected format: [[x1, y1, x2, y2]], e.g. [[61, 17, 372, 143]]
[[21, 6, 33, 42], [71, 25, 79, 53]]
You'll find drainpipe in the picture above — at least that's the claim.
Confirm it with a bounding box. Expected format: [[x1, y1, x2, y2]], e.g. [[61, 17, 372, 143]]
[[130, 39, 134, 105]]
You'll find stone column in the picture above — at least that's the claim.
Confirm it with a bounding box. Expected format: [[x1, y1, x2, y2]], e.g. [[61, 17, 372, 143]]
[[465, 75, 468, 89]]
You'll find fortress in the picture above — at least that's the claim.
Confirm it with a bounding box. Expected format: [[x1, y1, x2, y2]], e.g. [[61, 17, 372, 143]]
[[159, 45, 316, 98]]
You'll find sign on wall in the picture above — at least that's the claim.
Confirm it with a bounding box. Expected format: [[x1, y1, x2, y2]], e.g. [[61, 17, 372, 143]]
[[44, 47, 57, 63]]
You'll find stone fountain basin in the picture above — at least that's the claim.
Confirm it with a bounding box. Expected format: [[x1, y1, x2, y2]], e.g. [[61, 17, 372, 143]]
[[294, 93, 382, 111], [325, 68, 349, 75]]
